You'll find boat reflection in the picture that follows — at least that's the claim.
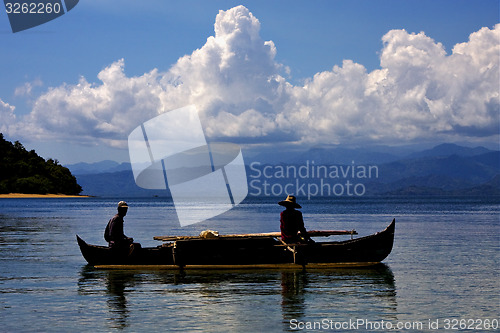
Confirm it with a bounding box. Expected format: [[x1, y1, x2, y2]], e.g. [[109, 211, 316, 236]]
[[279, 264, 397, 330], [78, 267, 140, 329], [78, 264, 396, 330]]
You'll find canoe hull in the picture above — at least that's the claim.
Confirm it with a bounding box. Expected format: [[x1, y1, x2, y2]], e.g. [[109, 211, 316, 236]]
[[77, 219, 395, 269], [76, 237, 172, 266]]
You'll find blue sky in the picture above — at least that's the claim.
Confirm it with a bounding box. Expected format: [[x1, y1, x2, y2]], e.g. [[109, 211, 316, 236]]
[[1, 0, 499, 163]]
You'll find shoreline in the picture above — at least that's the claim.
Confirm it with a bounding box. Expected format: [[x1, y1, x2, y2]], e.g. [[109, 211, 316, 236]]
[[0, 193, 91, 198]]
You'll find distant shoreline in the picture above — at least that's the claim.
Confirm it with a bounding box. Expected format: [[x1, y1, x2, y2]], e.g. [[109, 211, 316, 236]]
[[0, 193, 91, 198]]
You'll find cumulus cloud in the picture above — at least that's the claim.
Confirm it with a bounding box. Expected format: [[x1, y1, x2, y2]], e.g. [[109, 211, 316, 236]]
[[15, 60, 164, 147], [0, 98, 16, 134], [159, 5, 286, 139], [2, 5, 499, 149], [280, 25, 500, 144]]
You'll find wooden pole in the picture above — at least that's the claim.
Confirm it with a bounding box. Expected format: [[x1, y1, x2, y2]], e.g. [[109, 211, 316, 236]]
[[153, 229, 357, 242]]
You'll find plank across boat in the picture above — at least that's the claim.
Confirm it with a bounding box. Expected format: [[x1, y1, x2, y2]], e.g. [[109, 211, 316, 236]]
[[153, 229, 358, 242], [76, 218, 395, 269]]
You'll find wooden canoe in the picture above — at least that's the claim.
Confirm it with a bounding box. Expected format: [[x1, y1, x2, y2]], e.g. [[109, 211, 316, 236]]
[[76, 218, 395, 269]]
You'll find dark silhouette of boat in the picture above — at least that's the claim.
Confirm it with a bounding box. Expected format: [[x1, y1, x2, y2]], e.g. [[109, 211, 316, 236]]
[[77, 219, 395, 269]]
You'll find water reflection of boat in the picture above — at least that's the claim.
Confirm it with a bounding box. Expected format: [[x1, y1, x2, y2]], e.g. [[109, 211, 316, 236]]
[[280, 264, 397, 329], [77, 219, 395, 270], [77, 264, 397, 330]]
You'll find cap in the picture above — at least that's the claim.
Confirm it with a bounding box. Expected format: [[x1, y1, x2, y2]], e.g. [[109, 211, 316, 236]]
[[118, 201, 129, 208]]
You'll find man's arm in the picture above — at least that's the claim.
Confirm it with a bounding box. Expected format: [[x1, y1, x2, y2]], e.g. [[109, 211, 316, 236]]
[[297, 211, 312, 241]]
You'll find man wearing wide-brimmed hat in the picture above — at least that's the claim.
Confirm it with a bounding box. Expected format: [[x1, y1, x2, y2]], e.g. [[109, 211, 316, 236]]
[[278, 195, 312, 243]]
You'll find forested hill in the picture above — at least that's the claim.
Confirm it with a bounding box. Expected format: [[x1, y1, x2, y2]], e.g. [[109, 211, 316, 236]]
[[0, 134, 82, 195]]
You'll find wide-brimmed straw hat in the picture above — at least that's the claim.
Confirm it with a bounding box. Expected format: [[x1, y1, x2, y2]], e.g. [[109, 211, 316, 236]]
[[278, 195, 301, 209]]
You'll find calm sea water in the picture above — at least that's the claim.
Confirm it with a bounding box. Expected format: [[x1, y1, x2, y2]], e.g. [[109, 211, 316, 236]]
[[0, 196, 498, 332]]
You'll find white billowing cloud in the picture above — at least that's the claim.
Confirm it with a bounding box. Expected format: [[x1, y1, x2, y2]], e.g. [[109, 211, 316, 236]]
[[0, 98, 16, 134], [159, 5, 285, 137], [280, 25, 499, 144], [378, 26, 499, 138], [17, 59, 164, 147], [4, 5, 499, 149], [210, 109, 277, 137], [9, 6, 284, 146], [279, 60, 377, 144]]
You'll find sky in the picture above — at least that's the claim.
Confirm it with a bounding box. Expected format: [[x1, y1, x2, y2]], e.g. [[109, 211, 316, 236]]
[[0, 0, 499, 164]]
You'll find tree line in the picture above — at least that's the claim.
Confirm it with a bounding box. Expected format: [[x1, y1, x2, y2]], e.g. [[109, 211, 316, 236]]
[[0, 134, 82, 195]]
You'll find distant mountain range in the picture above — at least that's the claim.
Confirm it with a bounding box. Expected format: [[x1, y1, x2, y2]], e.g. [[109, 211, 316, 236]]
[[66, 143, 500, 197], [68, 160, 131, 175]]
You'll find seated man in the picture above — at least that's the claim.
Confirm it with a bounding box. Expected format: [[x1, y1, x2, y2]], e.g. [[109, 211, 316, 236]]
[[104, 201, 137, 253], [278, 195, 313, 244]]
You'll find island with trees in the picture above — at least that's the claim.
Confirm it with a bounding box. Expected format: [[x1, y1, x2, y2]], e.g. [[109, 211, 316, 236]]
[[0, 134, 82, 196]]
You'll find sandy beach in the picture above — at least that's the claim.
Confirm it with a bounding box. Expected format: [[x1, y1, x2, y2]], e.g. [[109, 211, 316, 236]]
[[0, 193, 91, 198]]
